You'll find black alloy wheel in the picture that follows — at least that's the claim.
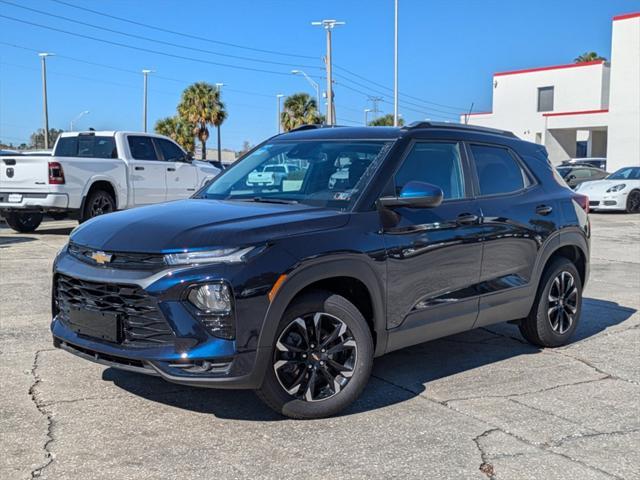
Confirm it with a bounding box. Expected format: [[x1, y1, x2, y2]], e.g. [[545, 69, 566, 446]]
[[626, 190, 640, 213], [547, 271, 578, 334], [273, 312, 357, 402]]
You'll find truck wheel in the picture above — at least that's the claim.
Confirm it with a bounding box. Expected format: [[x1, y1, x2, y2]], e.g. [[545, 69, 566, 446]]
[[519, 257, 582, 347], [256, 290, 374, 419], [3, 212, 43, 233], [82, 190, 115, 222]]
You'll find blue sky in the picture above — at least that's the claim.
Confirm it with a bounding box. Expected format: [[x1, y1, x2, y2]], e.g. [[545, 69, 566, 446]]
[[1, 0, 638, 150]]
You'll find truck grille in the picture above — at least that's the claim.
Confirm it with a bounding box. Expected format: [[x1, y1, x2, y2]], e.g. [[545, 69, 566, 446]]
[[68, 242, 166, 270], [55, 274, 174, 346]]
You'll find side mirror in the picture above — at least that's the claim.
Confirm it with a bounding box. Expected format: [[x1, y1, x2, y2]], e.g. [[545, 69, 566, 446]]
[[379, 181, 444, 209], [184, 152, 194, 163], [567, 174, 576, 181]]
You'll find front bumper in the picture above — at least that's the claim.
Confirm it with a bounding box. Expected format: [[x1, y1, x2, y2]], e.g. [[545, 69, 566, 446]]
[[51, 249, 272, 389], [0, 191, 69, 211], [587, 191, 627, 211]]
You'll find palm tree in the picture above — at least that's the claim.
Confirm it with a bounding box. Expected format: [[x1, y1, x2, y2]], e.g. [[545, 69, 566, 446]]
[[177, 82, 225, 159], [574, 52, 607, 63], [154, 116, 196, 153], [368, 114, 405, 127], [280, 93, 324, 132]]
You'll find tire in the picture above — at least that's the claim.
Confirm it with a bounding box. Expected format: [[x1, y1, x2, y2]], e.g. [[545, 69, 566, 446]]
[[81, 189, 115, 222], [3, 211, 43, 233], [626, 190, 640, 214], [256, 290, 374, 419], [519, 257, 582, 347]]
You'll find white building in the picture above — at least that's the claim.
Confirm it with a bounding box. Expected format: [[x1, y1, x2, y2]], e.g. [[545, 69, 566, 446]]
[[462, 12, 640, 172]]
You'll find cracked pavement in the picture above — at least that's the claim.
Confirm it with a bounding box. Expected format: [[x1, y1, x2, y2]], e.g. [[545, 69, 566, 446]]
[[1, 213, 639, 479]]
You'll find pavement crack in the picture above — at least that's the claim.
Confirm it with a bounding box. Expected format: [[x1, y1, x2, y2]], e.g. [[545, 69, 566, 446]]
[[550, 428, 640, 448], [473, 428, 499, 479], [28, 349, 56, 478], [548, 349, 638, 385]]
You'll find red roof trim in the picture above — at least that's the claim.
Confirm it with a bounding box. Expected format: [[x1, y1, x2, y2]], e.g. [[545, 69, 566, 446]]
[[543, 109, 609, 117], [494, 60, 605, 77], [613, 12, 640, 21]]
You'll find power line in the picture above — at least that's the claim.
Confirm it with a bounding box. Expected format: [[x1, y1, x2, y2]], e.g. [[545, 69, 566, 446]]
[[0, 1, 323, 71], [0, 13, 301, 77], [49, 0, 317, 61]]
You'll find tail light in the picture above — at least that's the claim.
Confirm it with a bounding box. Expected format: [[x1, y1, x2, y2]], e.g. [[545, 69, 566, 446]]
[[573, 193, 589, 213], [48, 161, 65, 184]]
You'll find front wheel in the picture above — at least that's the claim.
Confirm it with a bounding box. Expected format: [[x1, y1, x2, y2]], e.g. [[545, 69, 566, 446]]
[[519, 257, 582, 347], [626, 190, 640, 213], [256, 290, 373, 419], [3, 211, 43, 233]]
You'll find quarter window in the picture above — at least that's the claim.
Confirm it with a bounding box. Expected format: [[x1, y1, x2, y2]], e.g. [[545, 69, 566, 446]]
[[394, 142, 465, 200], [471, 145, 529, 196], [537, 86, 554, 112], [128, 136, 158, 161]]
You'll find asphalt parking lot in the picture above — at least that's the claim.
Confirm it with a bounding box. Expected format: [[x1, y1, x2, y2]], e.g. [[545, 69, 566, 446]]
[[1, 213, 638, 480]]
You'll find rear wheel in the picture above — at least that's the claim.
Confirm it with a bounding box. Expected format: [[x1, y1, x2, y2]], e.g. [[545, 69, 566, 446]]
[[256, 290, 373, 419], [3, 212, 43, 233], [519, 257, 582, 347], [81, 190, 115, 222], [626, 190, 640, 213]]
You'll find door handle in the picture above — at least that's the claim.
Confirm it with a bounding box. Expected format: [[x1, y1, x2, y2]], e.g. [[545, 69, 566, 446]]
[[536, 205, 553, 216], [456, 213, 479, 225], [134, 166, 145, 171], [167, 167, 176, 172]]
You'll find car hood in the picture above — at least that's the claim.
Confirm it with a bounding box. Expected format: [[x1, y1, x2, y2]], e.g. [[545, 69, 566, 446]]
[[70, 199, 349, 253]]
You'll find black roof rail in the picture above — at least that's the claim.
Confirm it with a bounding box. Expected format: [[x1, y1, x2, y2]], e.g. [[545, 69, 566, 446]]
[[286, 124, 347, 133], [402, 121, 516, 138]]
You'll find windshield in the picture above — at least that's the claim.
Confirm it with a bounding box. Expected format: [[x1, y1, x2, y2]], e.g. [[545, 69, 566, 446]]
[[607, 167, 640, 180], [199, 140, 392, 209], [556, 167, 571, 176]]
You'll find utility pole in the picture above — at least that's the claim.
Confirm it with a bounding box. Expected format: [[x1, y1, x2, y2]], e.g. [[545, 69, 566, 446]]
[[216, 82, 224, 164], [368, 96, 383, 122], [312, 19, 344, 125], [364, 108, 371, 126], [393, 0, 399, 126], [142, 69, 152, 132], [277, 94, 284, 133], [38, 53, 53, 149]]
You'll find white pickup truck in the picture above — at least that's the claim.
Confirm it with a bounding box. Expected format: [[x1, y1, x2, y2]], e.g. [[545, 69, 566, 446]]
[[246, 163, 299, 188], [0, 131, 219, 232]]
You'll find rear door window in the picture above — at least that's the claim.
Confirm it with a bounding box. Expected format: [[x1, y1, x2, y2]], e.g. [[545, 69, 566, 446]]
[[54, 136, 117, 158], [470, 144, 530, 196], [128, 136, 159, 161]]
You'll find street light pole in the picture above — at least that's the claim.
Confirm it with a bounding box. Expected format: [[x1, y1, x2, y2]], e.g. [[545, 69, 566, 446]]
[[216, 82, 224, 164], [142, 69, 152, 132], [312, 20, 344, 126], [38, 53, 53, 149], [291, 70, 321, 116], [364, 108, 371, 126], [277, 94, 284, 133], [70, 110, 90, 131], [393, 0, 399, 127]]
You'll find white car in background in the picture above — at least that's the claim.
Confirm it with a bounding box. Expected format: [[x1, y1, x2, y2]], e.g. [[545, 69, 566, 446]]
[[575, 166, 640, 213]]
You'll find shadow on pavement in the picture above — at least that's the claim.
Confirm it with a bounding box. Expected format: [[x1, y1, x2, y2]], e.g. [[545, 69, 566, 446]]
[[0, 235, 36, 246], [103, 296, 636, 420]]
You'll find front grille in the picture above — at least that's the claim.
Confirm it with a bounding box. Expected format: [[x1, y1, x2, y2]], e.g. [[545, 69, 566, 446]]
[[55, 274, 174, 346], [68, 242, 166, 270], [589, 201, 600, 206]]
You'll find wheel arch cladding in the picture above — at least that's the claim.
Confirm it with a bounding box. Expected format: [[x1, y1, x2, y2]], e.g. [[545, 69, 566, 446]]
[[259, 257, 387, 356]]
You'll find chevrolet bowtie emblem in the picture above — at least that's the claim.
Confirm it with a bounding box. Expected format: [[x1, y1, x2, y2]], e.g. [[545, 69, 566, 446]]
[[90, 251, 112, 264]]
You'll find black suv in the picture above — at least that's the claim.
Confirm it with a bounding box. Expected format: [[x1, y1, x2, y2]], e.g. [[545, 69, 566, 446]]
[[51, 123, 590, 418]]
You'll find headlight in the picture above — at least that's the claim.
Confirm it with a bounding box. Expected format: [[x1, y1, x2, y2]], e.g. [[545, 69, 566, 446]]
[[188, 283, 231, 314], [187, 283, 235, 339], [606, 184, 626, 193], [165, 247, 253, 266]]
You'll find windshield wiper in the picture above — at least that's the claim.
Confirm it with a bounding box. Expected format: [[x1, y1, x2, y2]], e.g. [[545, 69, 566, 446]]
[[247, 197, 299, 205]]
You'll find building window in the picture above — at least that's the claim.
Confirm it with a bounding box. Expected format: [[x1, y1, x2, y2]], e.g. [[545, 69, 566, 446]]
[[537, 86, 554, 112], [538, 87, 553, 112]]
